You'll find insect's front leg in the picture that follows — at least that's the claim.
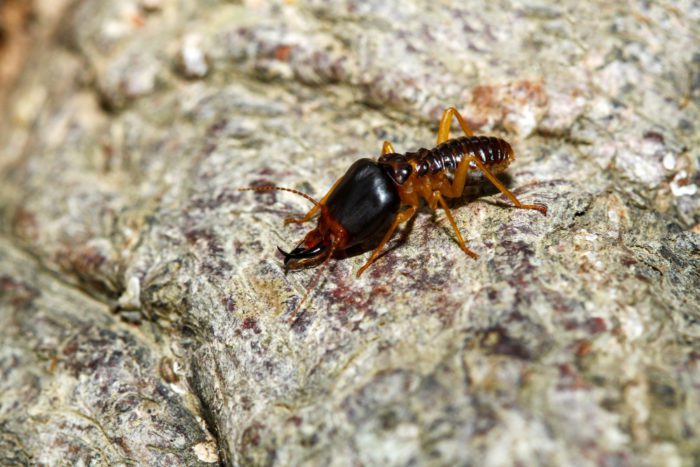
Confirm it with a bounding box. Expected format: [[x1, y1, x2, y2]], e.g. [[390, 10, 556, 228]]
[[356, 205, 417, 277], [284, 178, 342, 225], [381, 141, 396, 155]]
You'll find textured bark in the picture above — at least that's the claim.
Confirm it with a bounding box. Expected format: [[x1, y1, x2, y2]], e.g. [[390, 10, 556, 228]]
[[1, 0, 699, 465]]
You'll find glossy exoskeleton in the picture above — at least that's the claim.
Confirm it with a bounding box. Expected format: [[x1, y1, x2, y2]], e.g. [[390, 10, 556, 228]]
[[241, 107, 547, 279]]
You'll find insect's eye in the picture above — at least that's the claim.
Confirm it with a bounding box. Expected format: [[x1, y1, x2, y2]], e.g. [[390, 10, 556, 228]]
[[381, 162, 412, 185], [379, 158, 413, 185], [395, 164, 412, 184]]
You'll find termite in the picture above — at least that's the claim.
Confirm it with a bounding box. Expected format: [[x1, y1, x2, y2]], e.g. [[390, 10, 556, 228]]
[[241, 106, 546, 285]]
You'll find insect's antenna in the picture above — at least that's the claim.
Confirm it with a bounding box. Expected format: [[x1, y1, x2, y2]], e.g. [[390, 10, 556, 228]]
[[239, 186, 321, 208], [287, 245, 337, 325]]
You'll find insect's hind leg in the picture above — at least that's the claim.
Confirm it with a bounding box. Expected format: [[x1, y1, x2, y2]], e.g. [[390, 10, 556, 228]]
[[284, 178, 342, 225], [464, 156, 547, 215], [438, 155, 473, 199], [437, 107, 475, 144]]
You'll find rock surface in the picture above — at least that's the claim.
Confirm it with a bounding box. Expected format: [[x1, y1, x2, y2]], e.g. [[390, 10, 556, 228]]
[[1, 0, 699, 465]]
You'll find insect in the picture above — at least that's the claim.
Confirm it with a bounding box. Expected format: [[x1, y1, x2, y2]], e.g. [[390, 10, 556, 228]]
[[241, 107, 547, 280]]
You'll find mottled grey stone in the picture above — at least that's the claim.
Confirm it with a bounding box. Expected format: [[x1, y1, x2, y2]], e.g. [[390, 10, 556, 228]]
[[0, 0, 699, 466], [0, 240, 216, 465]]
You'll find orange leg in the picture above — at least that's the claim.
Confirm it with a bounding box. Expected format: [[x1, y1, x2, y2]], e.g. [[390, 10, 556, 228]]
[[381, 141, 396, 155], [461, 156, 547, 214], [438, 155, 473, 199], [437, 107, 474, 144], [284, 178, 342, 224], [436, 108, 545, 214], [356, 206, 417, 277], [434, 192, 478, 259]]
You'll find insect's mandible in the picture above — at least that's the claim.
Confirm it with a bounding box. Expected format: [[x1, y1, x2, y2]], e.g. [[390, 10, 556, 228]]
[[240, 107, 547, 279]]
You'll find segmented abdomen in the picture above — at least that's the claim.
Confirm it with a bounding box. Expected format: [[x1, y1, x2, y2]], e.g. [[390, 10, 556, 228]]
[[409, 136, 514, 176]]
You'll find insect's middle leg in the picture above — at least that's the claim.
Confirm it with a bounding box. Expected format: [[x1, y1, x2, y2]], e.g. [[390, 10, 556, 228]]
[[437, 107, 475, 144], [284, 178, 342, 225], [434, 192, 478, 259]]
